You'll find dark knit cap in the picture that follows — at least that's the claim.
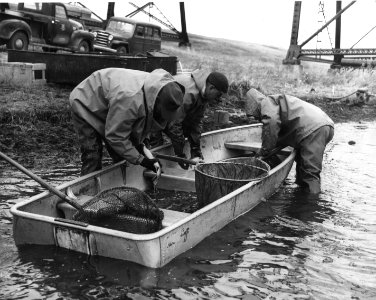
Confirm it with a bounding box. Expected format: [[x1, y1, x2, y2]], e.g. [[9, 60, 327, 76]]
[[207, 71, 229, 93]]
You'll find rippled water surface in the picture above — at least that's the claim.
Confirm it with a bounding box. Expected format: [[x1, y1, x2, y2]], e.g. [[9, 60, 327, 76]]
[[0, 122, 375, 300]]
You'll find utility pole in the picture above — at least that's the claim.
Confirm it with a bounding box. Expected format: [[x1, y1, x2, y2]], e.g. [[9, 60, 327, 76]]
[[334, 1, 343, 66], [107, 2, 115, 19], [179, 2, 191, 47]]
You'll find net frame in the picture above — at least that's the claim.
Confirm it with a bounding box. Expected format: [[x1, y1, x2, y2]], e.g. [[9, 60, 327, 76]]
[[72, 186, 164, 234], [195, 162, 269, 182], [195, 159, 270, 207]]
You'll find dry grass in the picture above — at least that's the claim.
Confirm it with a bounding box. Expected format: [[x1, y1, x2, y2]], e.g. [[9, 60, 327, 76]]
[[162, 34, 376, 100], [0, 85, 71, 124], [1, 34, 375, 167]]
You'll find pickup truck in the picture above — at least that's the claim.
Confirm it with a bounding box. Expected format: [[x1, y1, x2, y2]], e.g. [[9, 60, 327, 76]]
[[0, 3, 94, 52], [93, 17, 161, 55]]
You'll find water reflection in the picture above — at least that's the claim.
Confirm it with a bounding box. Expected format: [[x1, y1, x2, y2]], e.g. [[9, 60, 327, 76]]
[[271, 186, 335, 224], [12, 244, 226, 299], [14, 246, 160, 298]]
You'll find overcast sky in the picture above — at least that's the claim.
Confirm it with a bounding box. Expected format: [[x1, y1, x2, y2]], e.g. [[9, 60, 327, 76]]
[[79, 0, 376, 50]]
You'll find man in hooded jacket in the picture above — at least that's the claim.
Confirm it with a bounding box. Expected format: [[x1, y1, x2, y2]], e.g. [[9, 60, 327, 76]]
[[70, 68, 184, 176], [245, 88, 334, 194], [154, 69, 229, 167]]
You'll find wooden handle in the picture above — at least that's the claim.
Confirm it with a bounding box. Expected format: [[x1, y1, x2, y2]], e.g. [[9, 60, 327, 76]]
[[153, 153, 197, 165], [0, 151, 82, 210], [261, 146, 284, 160]]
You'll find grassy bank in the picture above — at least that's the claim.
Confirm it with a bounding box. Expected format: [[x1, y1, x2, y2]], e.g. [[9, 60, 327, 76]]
[[163, 35, 376, 96], [0, 85, 77, 167], [1, 34, 375, 168]]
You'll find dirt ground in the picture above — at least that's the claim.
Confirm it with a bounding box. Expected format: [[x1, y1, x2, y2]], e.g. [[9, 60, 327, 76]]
[[0, 82, 375, 170]]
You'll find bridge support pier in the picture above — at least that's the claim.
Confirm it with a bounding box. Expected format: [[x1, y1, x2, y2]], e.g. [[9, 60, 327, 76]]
[[283, 64, 304, 81]]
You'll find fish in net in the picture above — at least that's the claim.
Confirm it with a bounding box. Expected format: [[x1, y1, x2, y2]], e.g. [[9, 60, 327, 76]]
[[72, 187, 164, 234]]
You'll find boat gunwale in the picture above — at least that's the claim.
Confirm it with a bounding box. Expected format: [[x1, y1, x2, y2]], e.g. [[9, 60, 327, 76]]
[[10, 151, 296, 242], [10, 123, 295, 241], [200, 123, 262, 137]]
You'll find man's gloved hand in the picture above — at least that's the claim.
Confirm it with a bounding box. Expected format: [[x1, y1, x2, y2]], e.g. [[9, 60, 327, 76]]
[[254, 148, 268, 159], [135, 143, 145, 155], [190, 156, 205, 164], [140, 157, 161, 173], [177, 153, 189, 170], [142, 146, 162, 178], [190, 148, 204, 165], [143, 138, 151, 150]]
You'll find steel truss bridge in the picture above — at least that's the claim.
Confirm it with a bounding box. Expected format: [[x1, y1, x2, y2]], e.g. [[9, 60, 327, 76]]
[[283, 1, 376, 68]]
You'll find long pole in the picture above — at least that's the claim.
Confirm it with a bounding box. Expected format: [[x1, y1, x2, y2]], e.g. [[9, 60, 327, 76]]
[[154, 153, 197, 165], [0, 151, 82, 210]]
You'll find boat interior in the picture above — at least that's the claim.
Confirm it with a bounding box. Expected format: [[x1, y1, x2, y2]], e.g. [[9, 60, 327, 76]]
[[14, 135, 292, 231]]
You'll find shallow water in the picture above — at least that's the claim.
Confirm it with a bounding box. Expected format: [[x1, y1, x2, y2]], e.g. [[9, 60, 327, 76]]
[[0, 122, 375, 300]]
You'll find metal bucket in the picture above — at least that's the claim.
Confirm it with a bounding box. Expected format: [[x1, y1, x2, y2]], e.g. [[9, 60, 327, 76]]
[[195, 158, 269, 208]]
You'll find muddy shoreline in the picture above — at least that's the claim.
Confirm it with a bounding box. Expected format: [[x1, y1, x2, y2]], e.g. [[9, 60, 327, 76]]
[[1, 83, 375, 169]]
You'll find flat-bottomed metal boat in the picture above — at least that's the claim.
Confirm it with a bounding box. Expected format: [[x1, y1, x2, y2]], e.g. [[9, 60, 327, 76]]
[[11, 124, 295, 268]]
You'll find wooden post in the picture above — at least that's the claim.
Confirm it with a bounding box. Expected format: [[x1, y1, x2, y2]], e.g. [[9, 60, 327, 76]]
[[214, 110, 229, 128]]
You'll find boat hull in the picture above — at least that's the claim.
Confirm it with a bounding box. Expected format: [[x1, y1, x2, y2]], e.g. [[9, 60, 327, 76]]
[[11, 124, 295, 268]]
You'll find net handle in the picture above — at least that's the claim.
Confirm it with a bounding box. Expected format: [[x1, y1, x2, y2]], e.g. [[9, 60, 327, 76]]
[[153, 153, 197, 165], [0, 151, 82, 211], [260, 146, 285, 160]]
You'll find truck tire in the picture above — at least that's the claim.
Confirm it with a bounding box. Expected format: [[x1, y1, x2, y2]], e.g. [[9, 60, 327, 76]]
[[77, 40, 89, 52], [116, 46, 128, 54], [7, 32, 29, 50]]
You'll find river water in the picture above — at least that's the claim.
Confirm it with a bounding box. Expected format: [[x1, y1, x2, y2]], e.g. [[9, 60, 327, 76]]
[[0, 122, 375, 300]]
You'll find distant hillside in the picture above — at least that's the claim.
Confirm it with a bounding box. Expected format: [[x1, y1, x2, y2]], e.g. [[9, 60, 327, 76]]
[[175, 33, 285, 60], [161, 33, 376, 99], [161, 33, 307, 96], [162, 34, 286, 83]]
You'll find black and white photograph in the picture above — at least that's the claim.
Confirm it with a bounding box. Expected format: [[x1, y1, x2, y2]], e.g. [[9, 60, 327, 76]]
[[0, 1, 375, 299]]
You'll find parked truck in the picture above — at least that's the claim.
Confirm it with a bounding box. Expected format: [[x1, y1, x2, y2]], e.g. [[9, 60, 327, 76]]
[[93, 16, 162, 55], [0, 3, 94, 52]]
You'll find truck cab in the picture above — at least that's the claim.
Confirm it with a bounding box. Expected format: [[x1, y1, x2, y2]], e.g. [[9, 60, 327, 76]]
[[93, 17, 161, 55], [0, 2, 94, 52]]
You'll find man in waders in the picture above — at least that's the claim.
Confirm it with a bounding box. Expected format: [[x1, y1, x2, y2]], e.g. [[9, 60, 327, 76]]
[[70, 68, 184, 176], [245, 88, 334, 194], [150, 69, 229, 168]]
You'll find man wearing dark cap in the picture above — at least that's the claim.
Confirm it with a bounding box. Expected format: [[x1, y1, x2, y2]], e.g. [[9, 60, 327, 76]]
[[69, 68, 184, 176], [151, 69, 229, 168]]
